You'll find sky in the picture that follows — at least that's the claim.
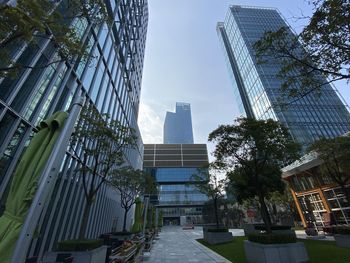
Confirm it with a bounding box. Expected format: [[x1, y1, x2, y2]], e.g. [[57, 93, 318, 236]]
[[137, 0, 350, 160]]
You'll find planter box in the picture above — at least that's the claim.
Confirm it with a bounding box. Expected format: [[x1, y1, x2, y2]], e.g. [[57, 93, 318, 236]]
[[108, 232, 133, 240], [203, 229, 233, 245], [335, 234, 350, 248], [42, 245, 107, 263], [243, 224, 295, 236], [244, 241, 308, 263]]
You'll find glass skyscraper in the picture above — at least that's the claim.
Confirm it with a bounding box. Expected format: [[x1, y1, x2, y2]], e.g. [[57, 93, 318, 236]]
[[217, 5, 350, 148], [0, 0, 148, 260], [164, 102, 194, 144]]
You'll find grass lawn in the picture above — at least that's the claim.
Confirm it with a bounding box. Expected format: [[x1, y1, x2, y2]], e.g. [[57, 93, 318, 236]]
[[197, 237, 246, 263], [197, 237, 350, 263]]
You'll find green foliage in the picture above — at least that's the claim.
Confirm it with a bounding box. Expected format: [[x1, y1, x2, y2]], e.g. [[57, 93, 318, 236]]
[[72, 104, 137, 198], [199, 237, 350, 263], [0, 0, 108, 78], [303, 238, 350, 263], [254, 0, 349, 101], [267, 189, 299, 225], [207, 228, 228, 233], [192, 166, 225, 204], [71, 104, 137, 238], [146, 206, 156, 229], [248, 233, 297, 244], [209, 117, 300, 201], [192, 166, 226, 228], [227, 162, 285, 203], [57, 239, 103, 251], [158, 210, 163, 227], [197, 237, 247, 263], [254, 225, 291, 231], [131, 197, 143, 233], [110, 167, 156, 231], [308, 136, 350, 187], [209, 117, 300, 233]]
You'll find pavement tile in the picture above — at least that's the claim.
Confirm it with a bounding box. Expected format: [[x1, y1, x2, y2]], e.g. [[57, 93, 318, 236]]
[[144, 226, 232, 263]]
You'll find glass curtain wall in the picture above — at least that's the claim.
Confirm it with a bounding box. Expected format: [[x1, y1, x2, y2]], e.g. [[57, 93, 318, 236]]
[[217, 6, 350, 149], [0, 0, 148, 260]]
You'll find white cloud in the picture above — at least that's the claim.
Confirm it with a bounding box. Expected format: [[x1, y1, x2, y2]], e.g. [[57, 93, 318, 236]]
[[138, 102, 163, 143]]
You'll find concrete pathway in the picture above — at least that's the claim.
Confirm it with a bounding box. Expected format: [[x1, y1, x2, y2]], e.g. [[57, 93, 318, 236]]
[[295, 230, 335, 241], [143, 226, 232, 263]]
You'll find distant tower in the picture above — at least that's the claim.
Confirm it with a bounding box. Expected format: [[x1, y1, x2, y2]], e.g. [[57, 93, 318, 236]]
[[163, 102, 194, 144], [217, 5, 350, 149]]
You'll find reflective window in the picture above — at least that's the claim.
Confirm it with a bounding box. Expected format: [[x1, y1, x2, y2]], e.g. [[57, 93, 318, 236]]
[[152, 168, 203, 182]]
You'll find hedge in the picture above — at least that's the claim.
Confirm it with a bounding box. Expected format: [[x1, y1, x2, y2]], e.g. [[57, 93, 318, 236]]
[[207, 228, 229, 233], [248, 233, 296, 244], [335, 226, 350, 235], [254, 225, 292, 231], [57, 239, 103, 251]]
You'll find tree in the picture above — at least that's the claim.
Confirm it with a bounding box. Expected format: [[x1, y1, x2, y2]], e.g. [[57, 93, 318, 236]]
[[308, 135, 350, 201], [71, 105, 137, 239], [267, 190, 297, 225], [254, 0, 349, 101], [192, 165, 226, 229], [209, 117, 300, 233], [221, 202, 245, 228], [0, 0, 108, 78], [201, 199, 245, 228], [110, 167, 157, 232]]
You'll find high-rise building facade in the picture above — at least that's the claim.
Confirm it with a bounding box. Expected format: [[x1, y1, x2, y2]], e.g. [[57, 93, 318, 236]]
[[217, 6, 350, 148], [164, 102, 194, 144], [143, 144, 208, 225], [0, 0, 148, 260]]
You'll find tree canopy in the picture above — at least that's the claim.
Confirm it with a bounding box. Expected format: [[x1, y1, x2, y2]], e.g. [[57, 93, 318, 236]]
[[0, 0, 108, 78], [308, 135, 350, 201], [71, 104, 137, 238], [110, 167, 157, 232], [209, 117, 300, 233], [192, 165, 226, 228], [254, 0, 349, 100]]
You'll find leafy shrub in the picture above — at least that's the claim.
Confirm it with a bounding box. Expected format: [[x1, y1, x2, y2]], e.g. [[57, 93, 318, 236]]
[[254, 225, 291, 231], [335, 226, 350, 235], [248, 233, 296, 244], [207, 228, 229, 233], [57, 239, 103, 251], [110, 231, 132, 235]]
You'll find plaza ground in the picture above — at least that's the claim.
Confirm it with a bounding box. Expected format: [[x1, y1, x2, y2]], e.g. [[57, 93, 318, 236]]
[[144, 226, 349, 263], [143, 225, 231, 263]]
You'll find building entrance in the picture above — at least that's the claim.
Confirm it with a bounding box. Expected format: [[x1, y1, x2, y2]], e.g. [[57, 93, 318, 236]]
[[163, 217, 180, 225]]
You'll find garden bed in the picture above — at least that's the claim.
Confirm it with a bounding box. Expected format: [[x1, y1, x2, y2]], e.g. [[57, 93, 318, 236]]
[[203, 227, 233, 244], [197, 237, 350, 263]]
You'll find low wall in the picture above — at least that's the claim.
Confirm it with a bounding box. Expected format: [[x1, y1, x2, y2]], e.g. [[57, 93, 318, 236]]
[[335, 234, 350, 248], [42, 245, 107, 263], [244, 241, 308, 263], [203, 229, 233, 245]]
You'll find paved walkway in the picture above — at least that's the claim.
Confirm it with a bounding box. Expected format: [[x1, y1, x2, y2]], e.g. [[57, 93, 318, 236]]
[[295, 230, 335, 241], [143, 226, 232, 263]]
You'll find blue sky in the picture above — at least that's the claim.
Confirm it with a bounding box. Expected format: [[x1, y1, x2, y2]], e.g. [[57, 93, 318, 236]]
[[138, 0, 350, 157]]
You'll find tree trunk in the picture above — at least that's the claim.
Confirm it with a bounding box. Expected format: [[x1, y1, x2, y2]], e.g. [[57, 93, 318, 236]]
[[258, 193, 272, 234], [79, 199, 93, 239], [123, 208, 129, 232], [214, 197, 219, 229]]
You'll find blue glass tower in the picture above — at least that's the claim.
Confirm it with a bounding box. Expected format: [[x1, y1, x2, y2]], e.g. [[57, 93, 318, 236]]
[[164, 102, 194, 144], [217, 5, 350, 148]]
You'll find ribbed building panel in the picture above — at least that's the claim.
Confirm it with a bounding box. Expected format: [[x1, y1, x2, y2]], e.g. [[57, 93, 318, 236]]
[[0, 0, 148, 260]]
